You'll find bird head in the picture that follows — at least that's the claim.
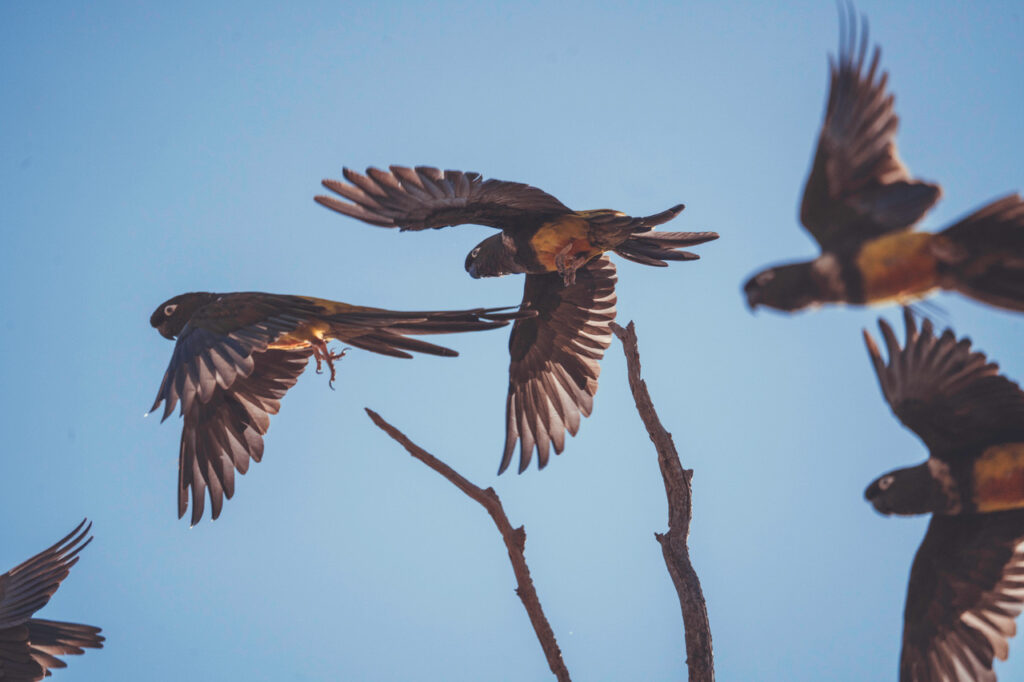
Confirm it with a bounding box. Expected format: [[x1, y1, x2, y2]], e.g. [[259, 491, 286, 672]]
[[465, 233, 525, 279], [864, 464, 943, 516], [150, 292, 217, 339], [743, 262, 822, 312]]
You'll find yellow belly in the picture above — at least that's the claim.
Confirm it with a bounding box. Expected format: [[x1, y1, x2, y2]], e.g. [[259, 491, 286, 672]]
[[973, 443, 1024, 512], [530, 216, 602, 272], [855, 232, 939, 304]]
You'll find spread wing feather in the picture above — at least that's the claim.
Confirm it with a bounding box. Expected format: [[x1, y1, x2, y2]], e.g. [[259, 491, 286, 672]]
[[501, 256, 617, 474], [0, 521, 92, 629], [800, 6, 940, 250], [900, 511, 1024, 681], [0, 521, 102, 682], [864, 308, 1024, 459], [316, 165, 572, 232]]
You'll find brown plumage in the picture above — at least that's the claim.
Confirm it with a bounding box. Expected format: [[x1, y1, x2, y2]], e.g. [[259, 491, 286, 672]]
[[316, 165, 717, 472], [0, 520, 104, 681], [863, 309, 1024, 680], [744, 6, 1024, 315], [149, 291, 528, 524]]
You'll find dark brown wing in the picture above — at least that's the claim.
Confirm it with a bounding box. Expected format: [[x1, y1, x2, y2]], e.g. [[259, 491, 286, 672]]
[[900, 510, 1024, 681], [0, 521, 92, 629], [149, 293, 325, 420], [799, 7, 941, 251], [0, 521, 98, 682], [21, 620, 103, 680], [150, 294, 327, 525], [315, 165, 572, 232], [501, 256, 617, 474], [864, 308, 1024, 459], [175, 348, 312, 526]]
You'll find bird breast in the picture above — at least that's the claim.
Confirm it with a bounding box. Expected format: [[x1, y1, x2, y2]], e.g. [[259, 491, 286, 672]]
[[529, 216, 601, 272], [855, 232, 939, 304], [972, 443, 1024, 513]]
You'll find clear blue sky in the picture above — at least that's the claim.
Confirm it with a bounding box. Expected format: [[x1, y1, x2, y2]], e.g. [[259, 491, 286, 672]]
[[1, 1, 1022, 680]]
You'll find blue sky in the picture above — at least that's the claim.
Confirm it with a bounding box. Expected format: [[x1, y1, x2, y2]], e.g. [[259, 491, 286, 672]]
[[1, 1, 1022, 680]]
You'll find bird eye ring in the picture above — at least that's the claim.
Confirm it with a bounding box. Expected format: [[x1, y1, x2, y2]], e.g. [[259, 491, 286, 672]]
[[164, 304, 178, 316], [756, 271, 775, 285], [878, 475, 894, 491]]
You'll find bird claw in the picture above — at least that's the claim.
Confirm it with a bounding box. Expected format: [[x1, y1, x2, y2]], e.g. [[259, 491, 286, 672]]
[[312, 341, 348, 389], [554, 241, 585, 287]]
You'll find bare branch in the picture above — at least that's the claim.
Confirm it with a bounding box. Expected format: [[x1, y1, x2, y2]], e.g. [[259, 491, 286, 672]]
[[610, 321, 714, 682], [365, 408, 572, 682]]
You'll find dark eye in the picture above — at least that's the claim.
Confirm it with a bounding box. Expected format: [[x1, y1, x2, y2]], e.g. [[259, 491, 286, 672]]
[[164, 304, 178, 316], [470, 247, 481, 258], [878, 475, 894, 491], [756, 271, 774, 286]]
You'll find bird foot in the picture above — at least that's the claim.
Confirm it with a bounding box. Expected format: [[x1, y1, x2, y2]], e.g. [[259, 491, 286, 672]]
[[554, 242, 586, 287], [312, 341, 348, 389]]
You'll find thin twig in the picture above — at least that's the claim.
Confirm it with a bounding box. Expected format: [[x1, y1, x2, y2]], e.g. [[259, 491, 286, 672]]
[[610, 321, 714, 682], [365, 408, 571, 682]]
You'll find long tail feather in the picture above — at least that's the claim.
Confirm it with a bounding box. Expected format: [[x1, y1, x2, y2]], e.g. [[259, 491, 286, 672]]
[[614, 230, 720, 267], [939, 194, 1024, 312]]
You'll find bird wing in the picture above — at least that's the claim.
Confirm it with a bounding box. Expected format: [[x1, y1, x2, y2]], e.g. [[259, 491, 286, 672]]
[[0, 521, 92, 630], [799, 7, 940, 251], [316, 165, 572, 232], [864, 308, 1024, 459], [149, 293, 325, 422], [175, 348, 312, 526], [150, 293, 330, 525], [0, 628, 43, 682], [900, 510, 1024, 681], [20, 619, 103, 680], [501, 256, 617, 474]]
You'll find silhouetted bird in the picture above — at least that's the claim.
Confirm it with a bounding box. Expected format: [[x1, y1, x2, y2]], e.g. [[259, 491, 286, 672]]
[[864, 309, 1024, 680], [744, 7, 1024, 315], [149, 291, 527, 525], [316, 165, 717, 473], [0, 520, 103, 681]]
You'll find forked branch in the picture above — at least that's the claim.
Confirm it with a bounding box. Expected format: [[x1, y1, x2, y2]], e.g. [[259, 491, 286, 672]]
[[365, 408, 571, 682], [610, 321, 714, 682]]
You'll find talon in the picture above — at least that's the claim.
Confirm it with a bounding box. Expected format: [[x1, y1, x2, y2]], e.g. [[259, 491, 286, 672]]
[[554, 241, 584, 286], [312, 340, 347, 389]]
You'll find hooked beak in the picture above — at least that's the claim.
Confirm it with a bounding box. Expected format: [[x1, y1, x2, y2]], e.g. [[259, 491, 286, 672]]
[[863, 482, 891, 515], [467, 262, 482, 279]]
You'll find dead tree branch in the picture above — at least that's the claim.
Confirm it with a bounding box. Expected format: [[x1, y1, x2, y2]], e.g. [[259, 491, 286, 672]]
[[365, 408, 571, 682], [610, 321, 714, 682]]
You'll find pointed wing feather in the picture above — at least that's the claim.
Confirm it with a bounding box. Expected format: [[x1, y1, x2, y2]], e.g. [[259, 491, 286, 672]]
[[0, 521, 92, 629], [900, 511, 1024, 681], [501, 257, 617, 474], [316, 165, 572, 232], [177, 348, 312, 526], [800, 7, 941, 250], [864, 308, 1024, 459]]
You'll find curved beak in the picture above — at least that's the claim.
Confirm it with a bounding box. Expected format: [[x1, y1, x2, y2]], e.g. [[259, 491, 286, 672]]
[[863, 481, 891, 515]]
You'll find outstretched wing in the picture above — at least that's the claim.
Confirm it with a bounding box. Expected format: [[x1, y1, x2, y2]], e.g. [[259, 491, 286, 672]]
[[864, 308, 1024, 459], [0, 521, 92, 629], [176, 348, 312, 526], [316, 165, 572, 232], [0, 521, 101, 682], [150, 294, 328, 525], [900, 510, 1024, 681], [799, 7, 941, 251], [501, 256, 617, 474]]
